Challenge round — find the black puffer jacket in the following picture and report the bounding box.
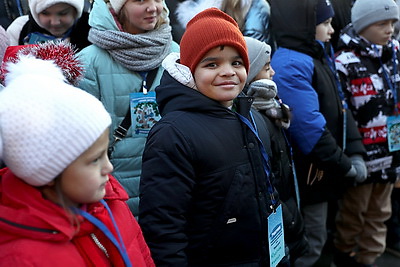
[262,115,308,263]
[139,70,276,266]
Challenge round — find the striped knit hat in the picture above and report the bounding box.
[180,8,249,73]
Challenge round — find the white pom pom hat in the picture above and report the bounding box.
[0,56,111,186]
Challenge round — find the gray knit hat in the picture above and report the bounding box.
[351,0,399,34]
[244,37,271,84]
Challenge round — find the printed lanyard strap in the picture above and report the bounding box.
[375,43,398,114]
[281,129,301,210]
[73,200,132,267]
[236,111,277,208]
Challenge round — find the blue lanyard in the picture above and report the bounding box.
[281,129,301,210]
[73,200,132,267]
[322,42,348,150]
[236,111,277,208]
[374,43,398,114]
[138,71,149,94]
[15,0,24,16]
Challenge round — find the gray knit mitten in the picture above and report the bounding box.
[351,154,368,183]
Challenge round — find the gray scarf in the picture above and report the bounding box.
[88,24,172,71]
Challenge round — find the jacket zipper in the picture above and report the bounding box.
[0,217,58,234]
[91,233,109,258]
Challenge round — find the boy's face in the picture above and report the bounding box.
[359,19,396,46]
[193,45,247,107]
[38,3,77,37]
[315,17,334,42]
[254,62,275,81]
[59,129,113,206]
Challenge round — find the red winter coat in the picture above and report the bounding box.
[0,168,155,267]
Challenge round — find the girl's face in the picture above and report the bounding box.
[254,62,275,81]
[38,3,77,37]
[193,45,247,107]
[315,17,335,42]
[360,19,396,46]
[119,0,164,34]
[58,129,113,206]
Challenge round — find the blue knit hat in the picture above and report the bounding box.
[316,0,335,25]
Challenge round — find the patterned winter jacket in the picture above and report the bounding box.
[335,24,400,183]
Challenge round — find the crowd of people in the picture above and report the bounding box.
[0,0,399,266]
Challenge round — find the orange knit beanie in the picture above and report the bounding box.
[180,8,249,74]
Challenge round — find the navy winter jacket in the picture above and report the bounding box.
[139,70,276,266]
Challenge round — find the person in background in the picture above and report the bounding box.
[0,26,8,66]
[139,8,281,266]
[386,184,400,258]
[77,0,179,217]
[174,0,273,48]
[244,36,308,266]
[0,53,154,266]
[333,0,400,266]
[6,0,91,51]
[0,0,29,29]
[164,0,186,43]
[330,0,355,51]
[270,0,367,266]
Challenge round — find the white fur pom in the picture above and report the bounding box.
[4,56,66,87]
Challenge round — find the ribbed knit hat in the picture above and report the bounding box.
[180,8,249,73]
[29,0,84,29]
[244,37,271,84]
[351,0,399,34]
[0,56,111,186]
[316,0,335,25]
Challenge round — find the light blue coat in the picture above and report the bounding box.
[77,0,179,216]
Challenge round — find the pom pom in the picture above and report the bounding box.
[0,41,83,86]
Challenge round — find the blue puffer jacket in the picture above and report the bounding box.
[242,0,272,46]
[77,0,179,216]
[175,0,272,45]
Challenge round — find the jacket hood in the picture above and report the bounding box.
[0,168,128,244]
[89,0,120,31]
[157,53,246,116]
[271,0,322,56]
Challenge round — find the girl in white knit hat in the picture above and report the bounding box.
[6,0,91,51]
[77,0,179,217]
[0,53,155,266]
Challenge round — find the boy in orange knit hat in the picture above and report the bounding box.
[139,7,283,267]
